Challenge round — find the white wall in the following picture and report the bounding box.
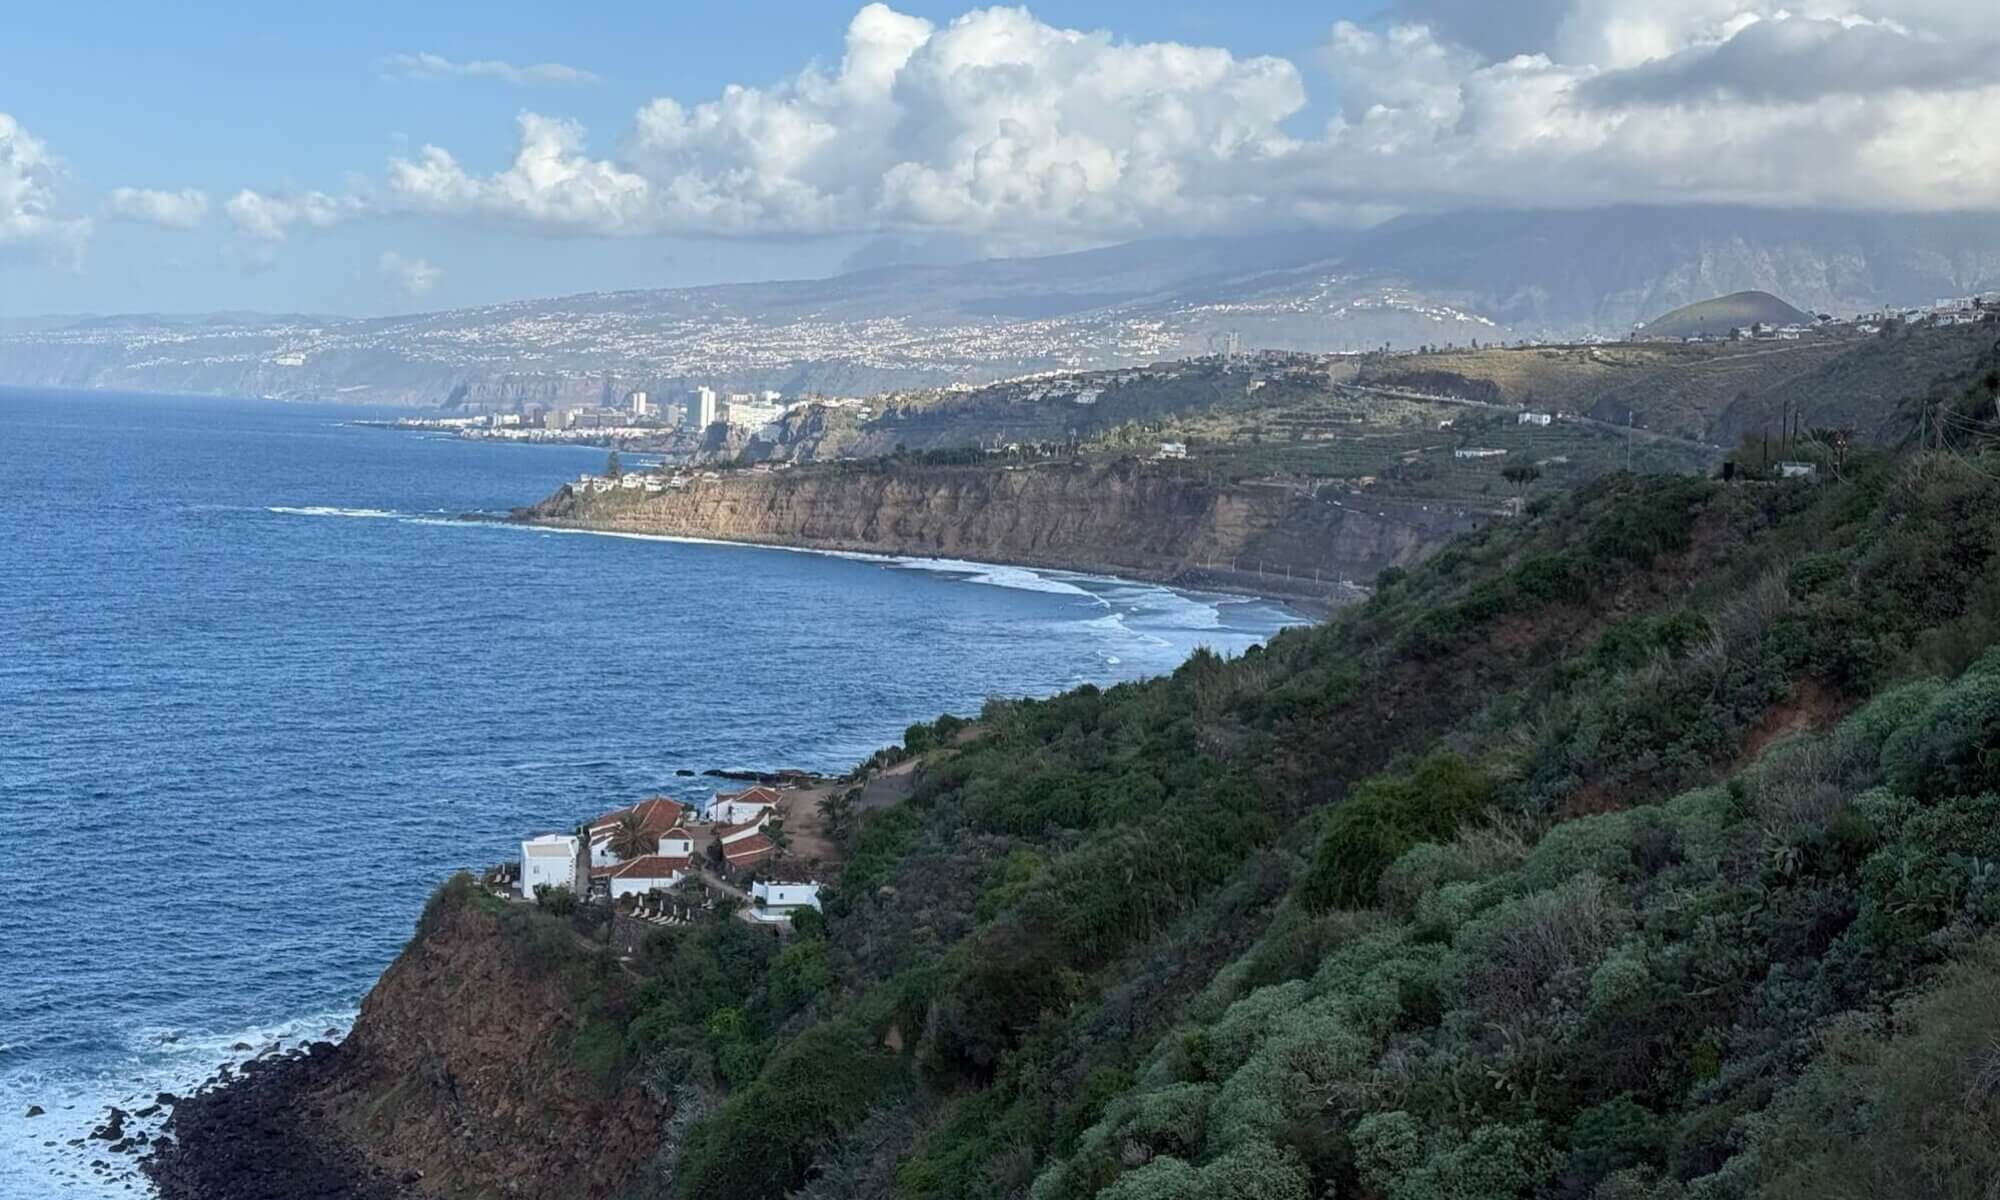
[522,836,583,899]
[753,881,820,910]
[659,833,693,857]
[611,871,683,899]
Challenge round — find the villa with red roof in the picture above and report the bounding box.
[603,854,692,899]
[587,796,689,868]
[709,786,782,825]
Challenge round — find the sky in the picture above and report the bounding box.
[2,0,1996,318]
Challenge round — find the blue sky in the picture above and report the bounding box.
[2,1,1992,318]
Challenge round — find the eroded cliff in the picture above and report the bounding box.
[522,459,1476,601]
[147,882,664,1200]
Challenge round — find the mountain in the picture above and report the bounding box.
[1640,291,1813,338]
[145,342,2000,1200]
[4,207,1997,406]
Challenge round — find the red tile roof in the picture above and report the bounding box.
[589,796,687,839]
[723,835,776,866]
[716,785,783,808]
[609,854,691,880]
[715,815,769,840]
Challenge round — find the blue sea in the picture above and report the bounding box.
[0,388,1300,1197]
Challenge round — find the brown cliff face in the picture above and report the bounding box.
[312,894,663,1200]
[525,461,1474,597]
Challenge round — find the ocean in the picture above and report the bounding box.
[0,388,1300,1197]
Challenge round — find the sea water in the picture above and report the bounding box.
[0,388,1299,1197]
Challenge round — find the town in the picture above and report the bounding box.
[499,781,832,934]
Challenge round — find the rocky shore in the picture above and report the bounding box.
[143,1045,408,1200]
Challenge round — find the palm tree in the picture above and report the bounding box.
[608,812,653,861]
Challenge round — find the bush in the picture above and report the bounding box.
[1299,753,1495,912]
[1879,653,2000,798]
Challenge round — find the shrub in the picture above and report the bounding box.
[1299,753,1495,912]
[1879,654,2000,798]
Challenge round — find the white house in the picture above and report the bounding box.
[1778,461,1819,480]
[1156,441,1188,460]
[658,824,695,858]
[1454,448,1509,459]
[588,796,690,868]
[520,834,588,900]
[752,880,821,911]
[709,786,782,825]
[606,855,690,899]
[1518,412,1552,427]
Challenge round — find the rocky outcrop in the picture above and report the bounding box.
[146,885,664,1200]
[522,460,1478,601]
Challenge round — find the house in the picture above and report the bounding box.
[1518,412,1552,427]
[722,833,777,869]
[752,880,821,911]
[1073,388,1101,406]
[659,824,696,858]
[709,786,782,825]
[1454,448,1508,459]
[520,834,588,900]
[1777,461,1819,481]
[1156,441,1188,460]
[587,796,689,867]
[606,855,691,899]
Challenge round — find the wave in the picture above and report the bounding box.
[266,505,401,520]
[0,1006,358,1199]
[886,556,1100,599]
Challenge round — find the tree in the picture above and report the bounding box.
[605,449,623,479]
[1502,464,1541,494]
[608,812,653,861]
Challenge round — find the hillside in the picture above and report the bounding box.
[6,207,2000,404]
[143,341,2000,1200]
[1640,291,1812,339]
[1354,321,1993,444]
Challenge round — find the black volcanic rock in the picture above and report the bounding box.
[142,1046,406,1200]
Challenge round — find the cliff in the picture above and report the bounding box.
[521,459,1478,601]
[146,882,664,1200]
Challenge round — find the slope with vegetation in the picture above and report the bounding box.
[1638,292,1813,339]
[177,346,2000,1200]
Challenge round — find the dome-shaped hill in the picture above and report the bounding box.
[1641,291,1812,338]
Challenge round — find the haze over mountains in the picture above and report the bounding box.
[4,206,1997,407]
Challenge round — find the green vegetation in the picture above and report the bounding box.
[514,348,2000,1200]
[1639,290,1811,339]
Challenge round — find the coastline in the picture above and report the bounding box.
[496,512,1355,621]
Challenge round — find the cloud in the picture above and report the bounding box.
[105,186,209,229]
[225,188,364,241]
[0,112,91,259]
[233,3,2000,253]
[378,251,442,298]
[1285,3,2000,214]
[387,113,653,233]
[380,4,1307,240]
[381,51,598,86]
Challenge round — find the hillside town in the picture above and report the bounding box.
[504,784,828,932]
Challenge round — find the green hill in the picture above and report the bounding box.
[1642,290,1813,338]
[186,343,2000,1200]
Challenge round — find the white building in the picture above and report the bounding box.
[752,880,821,911]
[520,834,587,901]
[1518,412,1552,427]
[692,386,719,428]
[725,397,787,434]
[606,855,690,899]
[1454,448,1509,459]
[1778,461,1819,480]
[629,391,651,418]
[709,786,781,825]
[1073,387,1102,406]
[1156,441,1188,460]
[587,797,689,868]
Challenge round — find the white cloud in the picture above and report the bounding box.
[105,186,209,229]
[0,112,91,259]
[387,113,653,234]
[379,4,1308,240]
[225,188,364,241]
[378,251,442,298]
[1290,4,2000,214]
[232,3,2000,253]
[381,51,599,86]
